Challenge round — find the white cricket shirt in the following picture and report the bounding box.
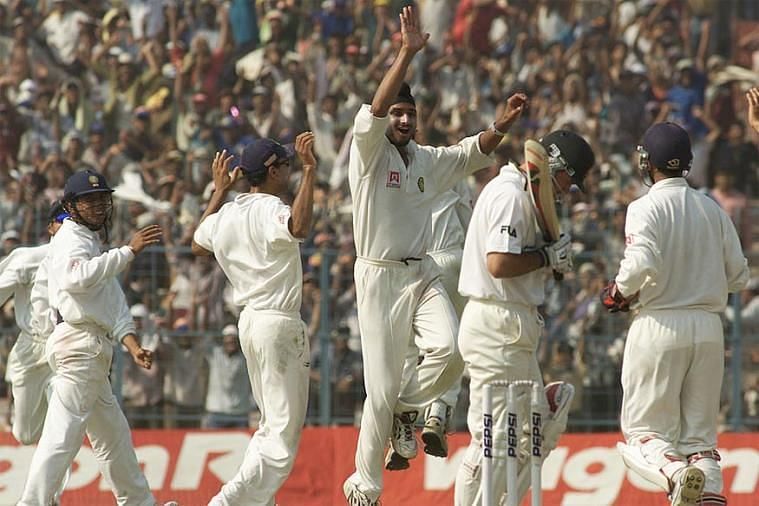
[430,180,473,253]
[616,177,749,311]
[48,219,136,341]
[459,163,546,306]
[29,256,56,339]
[193,192,303,312]
[0,244,49,338]
[349,104,493,261]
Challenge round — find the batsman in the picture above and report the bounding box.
[455,130,595,505]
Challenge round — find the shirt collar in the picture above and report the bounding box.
[649,177,688,192]
[64,218,101,241]
[500,162,519,175]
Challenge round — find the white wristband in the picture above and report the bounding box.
[490,122,507,137]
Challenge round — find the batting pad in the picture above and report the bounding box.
[617,442,671,492]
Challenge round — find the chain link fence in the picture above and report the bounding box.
[0,245,756,432]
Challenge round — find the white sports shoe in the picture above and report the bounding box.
[343,480,380,505]
[390,411,418,460]
[670,466,705,506]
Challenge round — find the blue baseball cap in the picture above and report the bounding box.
[239,139,294,181]
[63,169,113,201]
[640,122,692,172]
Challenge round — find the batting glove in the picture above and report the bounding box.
[540,234,573,273]
[600,281,632,313]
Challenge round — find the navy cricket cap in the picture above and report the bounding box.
[63,169,113,201]
[539,130,595,191]
[239,139,294,182]
[640,122,692,172]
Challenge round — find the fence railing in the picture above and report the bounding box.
[0,245,756,432]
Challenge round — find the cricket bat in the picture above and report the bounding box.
[524,139,564,281]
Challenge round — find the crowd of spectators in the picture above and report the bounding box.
[1,0,759,430]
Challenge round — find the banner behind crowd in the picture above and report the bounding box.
[1,429,757,505]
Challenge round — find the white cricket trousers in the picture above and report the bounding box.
[208,308,310,506]
[19,323,154,506]
[346,256,463,501]
[6,333,53,445]
[454,298,544,506]
[621,308,725,495]
[418,247,466,408]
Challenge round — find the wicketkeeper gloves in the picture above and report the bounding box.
[601,280,633,313]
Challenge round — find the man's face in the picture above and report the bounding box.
[386,103,417,147]
[552,169,574,195]
[133,116,148,134]
[71,192,112,229]
[269,157,292,193]
[223,335,239,355]
[64,85,79,103]
[89,132,104,152]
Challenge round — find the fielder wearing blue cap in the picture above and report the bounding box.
[238,138,296,187]
[191,132,318,505]
[19,171,162,504]
[604,119,748,506]
[61,169,114,235]
[636,122,693,186]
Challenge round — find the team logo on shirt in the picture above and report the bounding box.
[500,225,517,238]
[387,170,401,188]
[417,177,425,192]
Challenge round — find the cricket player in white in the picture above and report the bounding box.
[19,169,162,506]
[343,7,527,505]
[2,202,66,448]
[605,122,749,506]
[454,130,595,505]
[386,182,473,471]
[192,132,317,506]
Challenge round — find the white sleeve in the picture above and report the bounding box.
[615,202,662,297]
[721,210,750,293]
[485,192,527,255]
[29,259,55,339]
[0,251,22,307]
[427,133,494,194]
[111,288,137,342]
[266,200,301,246]
[193,213,219,253]
[351,104,390,175]
[56,237,135,293]
[454,179,474,230]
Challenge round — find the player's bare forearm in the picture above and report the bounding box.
[191,191,225,256]
[122,336,154,371]
[121,333,143,354]
[289,166,316,239]
[478,93,527,154]
[197,150,239,231]
[371,7,428,117]
[370,48,415,117]
[487,251,545,278]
